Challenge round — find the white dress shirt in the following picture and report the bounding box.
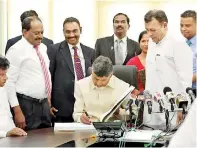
[114,35,127,62]
[73,75,131,122]
[0,87,15,138]
[5,37,51,107]
[168,99,196,148]
[144,32,193,128]
[68,43,86,80]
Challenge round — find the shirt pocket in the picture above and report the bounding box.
[155,54,173,72]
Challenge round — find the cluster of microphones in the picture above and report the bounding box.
[128,87,196,114]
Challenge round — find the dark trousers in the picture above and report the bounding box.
[17,93,51,130]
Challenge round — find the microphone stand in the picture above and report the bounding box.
[165,109,169,132]
[129,101,133,128]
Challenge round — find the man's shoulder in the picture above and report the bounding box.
[127,37,138,45]
[76,76,91,86]
[43,37,53,44]
[7,35,22,43]
[96,36,112,42]
[80,43,94,51]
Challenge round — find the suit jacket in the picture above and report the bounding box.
[5,35,53,54]
[48,40,95,118]
[95,35,141,65]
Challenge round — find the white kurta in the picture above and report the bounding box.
[0,87,15,138]
[143,33,193,128]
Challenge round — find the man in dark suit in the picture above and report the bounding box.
[48,17,95,123]
[5,10,53,54]
[95,13,141,65]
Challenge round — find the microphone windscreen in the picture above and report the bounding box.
[163,87,172,95]
[186,87,193,94]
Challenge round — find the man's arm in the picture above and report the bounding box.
[73,82,86,122]
[95,39,101,59]
[174,41,193,91]
[192,74,196,82]
[5,47,26,129]
[5,39,13,55]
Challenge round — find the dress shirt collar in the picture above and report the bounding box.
[153,31,169,45]
[21,36,41,50]
[90,75,116,90]
[188,35,196,45]
[114,35,127,43]
[68,42,81,50]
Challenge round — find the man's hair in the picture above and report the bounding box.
[144,10,168,23]
[113,13,130,24]
[181,10,196,21]
[92,56,113,77]
[0,56,10,70]
[138,30,148,43]
[20,10,38,23]
[63,17,81,28]
[22,17,42,31]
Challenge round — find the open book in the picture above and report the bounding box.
[99,86,135,122]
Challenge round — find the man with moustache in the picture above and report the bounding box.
[5,17,52,130]
[95,13,141,65]
[5,10,53,54]
[48,17,95,123]
[180,10,196,95]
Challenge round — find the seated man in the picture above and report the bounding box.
[73,56,135,124]
[0,56,27,138]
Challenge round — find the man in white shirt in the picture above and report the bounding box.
[5,17,51,130]
[95,13,141,65]
[143,10,193,129]
[0,56,27,138]
[73,56,133,124]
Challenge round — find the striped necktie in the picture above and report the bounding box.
[34,45,51,98]
[73,46,84,80]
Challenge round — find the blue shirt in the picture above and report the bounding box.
[187,36,196,88]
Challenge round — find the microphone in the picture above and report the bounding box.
[154,92,165,113]
[163,87,175,111]
[144,90,152,114]
[175,94,188,114]
[186,87,196,103]
[135,92,144,107]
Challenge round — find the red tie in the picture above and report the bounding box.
[73,46,84,80]
[34,45,51,98]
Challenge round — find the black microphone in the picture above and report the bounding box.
[154,92,165,113]
[144,90,152,114]
[135,92,144,107]
[186,87,196,103]
[163,87,175,111]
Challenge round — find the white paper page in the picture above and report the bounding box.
[54,123,96,131]
[122,130,162,142]
[100,86,135,122]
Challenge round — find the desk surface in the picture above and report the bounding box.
[0,128,96,147]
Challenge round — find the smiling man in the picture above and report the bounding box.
[48,17,95,123]
[180,10,196,95]
[5,17,52,130]
[95,13,141,65]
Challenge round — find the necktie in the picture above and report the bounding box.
[34,45,51,98]
[186,40,192,46]
[115,40,124,65]
[73,46,84,80]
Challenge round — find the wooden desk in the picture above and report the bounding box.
[0,128,96,147]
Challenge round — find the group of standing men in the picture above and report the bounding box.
[0,8,196,142]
